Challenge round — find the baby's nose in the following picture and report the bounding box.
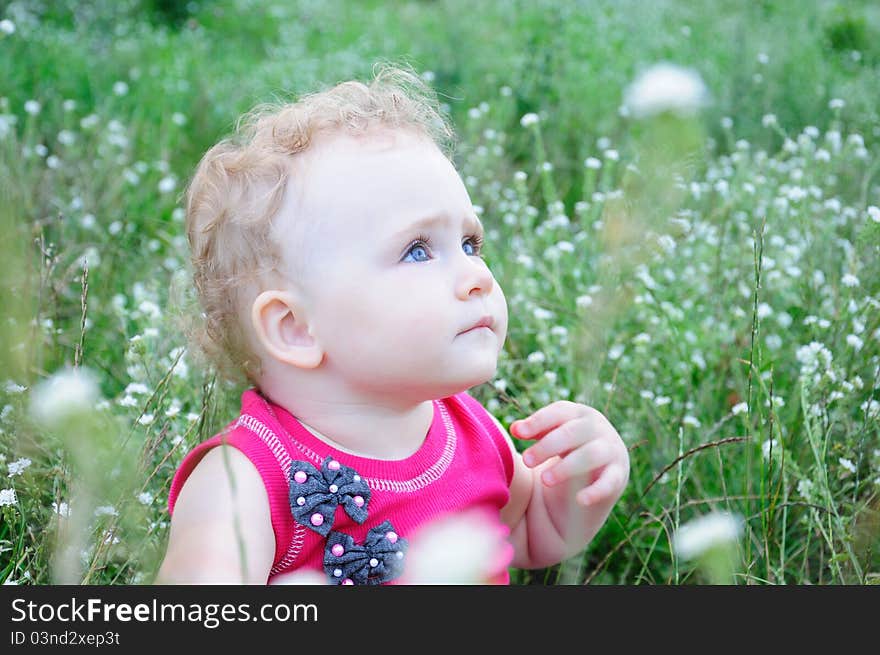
[456,256,494,299]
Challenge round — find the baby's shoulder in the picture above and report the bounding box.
[173,445,270,522]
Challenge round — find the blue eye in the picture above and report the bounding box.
[463,234,484,257]
[403,239,432,263]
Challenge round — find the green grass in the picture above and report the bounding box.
[1,0,878,585]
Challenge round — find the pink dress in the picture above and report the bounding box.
[168,388,514,584]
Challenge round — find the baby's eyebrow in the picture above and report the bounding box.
[389,213,484,243]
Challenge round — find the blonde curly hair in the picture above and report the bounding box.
[183,62,456,385]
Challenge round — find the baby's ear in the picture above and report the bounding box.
[250,290,324,369]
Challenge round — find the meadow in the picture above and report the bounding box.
[0,0,878,585]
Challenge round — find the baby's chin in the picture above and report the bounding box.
[431,359,498,399]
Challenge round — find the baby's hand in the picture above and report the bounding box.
[510,401,629,507]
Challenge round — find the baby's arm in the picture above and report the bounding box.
[491,403,629,569]
[155,446,275,584]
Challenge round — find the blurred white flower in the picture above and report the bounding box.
[829,98,845,110]
[533,307,555,321]
[520,113,539,128]
[53,501,71,517]
[731,402,749,416]
[158,176,177,194]
[24,100,41,115]
[846,334,863,351]
[137,492,153,506]
[584,157,602,169]
[403,510,512,584]
[608,344,625,361]
[797,479,814,501]
[94,505,118,517]
[7,457,32,476]
[796,341,832,378]
[624,63,708,119]
[838,457,856,474]
[527,351,546,364]
[4,381,27,394]
[29,366,100,429]
[113,81,129,96]
[0,488,17,506]
[761,439,779,460]
[868,206,880,223]
[673,511,743,561]
[0,19,15,35]
[762,113,777,128]
[841,274,859,288]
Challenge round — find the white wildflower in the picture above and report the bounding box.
[761,439,779,460]
[584,157,602,169]
[158,176,176,194]
[762,114,777,128]
[519,113,539,128]
[841,274,859,288]
[4,381,27,394]
[795,342,833,378]
[7,457,32,477]
[0,19,15,35]
[797,479,814,501]
[29,366,100,428]
[112,81,129,96]
[404,510,512,584]
[683,415,701,428]
[137,413,155,426]
[533,307,555,321]
[757,303,773,319]
[53,501,71,517]
[654,396,671,407]
[94,505,118,517]
[527,351,546,365]
[24,100,41,115]
[137,492,153,506]
[623,63,708,119]
[838,457,856,474]
[124,382,150,396]
[829,98,845,110]
[673,511,743,560]
[576,295,593,308]
[608,344,625,361]
[867,206,880,223]
[731,402,749,416]
[0,488,17,506]
[846,334,863,351]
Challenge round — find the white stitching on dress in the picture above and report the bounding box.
[256,396,457,493]
[232,414,303,574]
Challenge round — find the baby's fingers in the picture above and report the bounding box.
[511,401,591,441]
[576,464,627,507]
[521,417,594,468]
[541,439,614,487]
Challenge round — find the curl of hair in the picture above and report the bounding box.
[184,62,456,384]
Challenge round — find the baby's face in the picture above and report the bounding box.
[275,129,508,401]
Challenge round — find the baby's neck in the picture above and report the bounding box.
[263,388,435,461]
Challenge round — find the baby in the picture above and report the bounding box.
[156,65,629,585]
